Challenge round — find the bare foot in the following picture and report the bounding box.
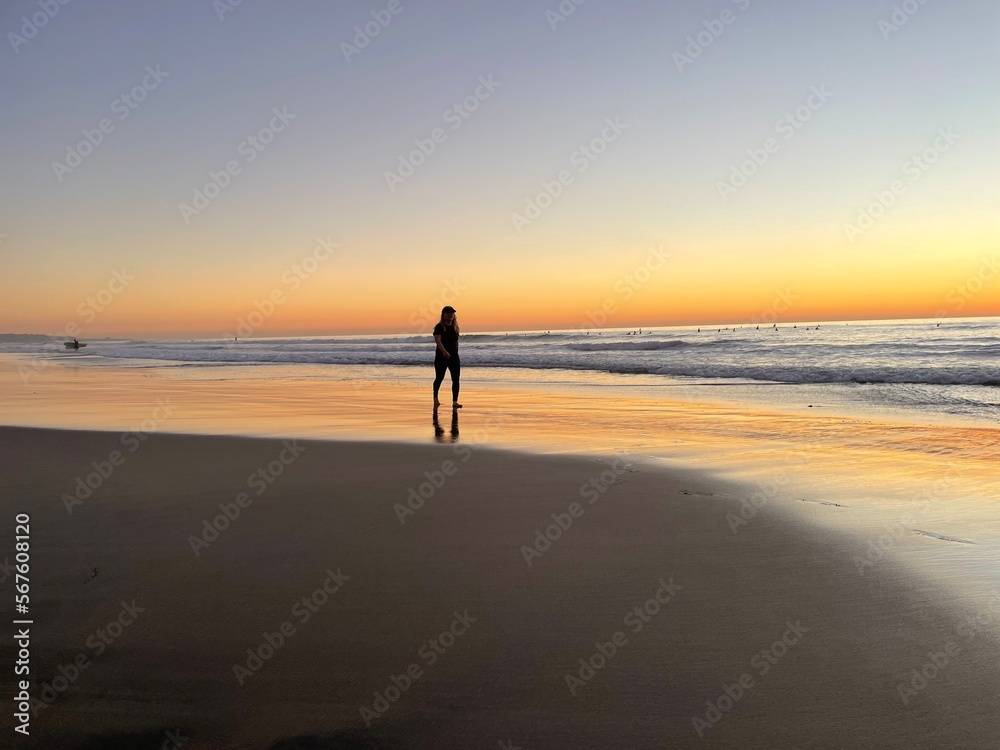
[453,402,462,409]
[433,398,440,408]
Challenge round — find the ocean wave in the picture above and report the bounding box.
[81,348,1000,387]
[3,321,998,391]
[566,339,737,352]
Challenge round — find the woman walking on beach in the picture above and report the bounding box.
[433,306,462,409]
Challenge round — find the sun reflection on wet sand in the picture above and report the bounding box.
[3,353,998,592]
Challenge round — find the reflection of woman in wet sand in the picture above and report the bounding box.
[433,405,459,442]
[432,306,462,410]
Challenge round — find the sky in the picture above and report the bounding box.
[0,0,997,337]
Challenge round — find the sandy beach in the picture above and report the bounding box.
[5,0,997,745]
[4,424,1000,749]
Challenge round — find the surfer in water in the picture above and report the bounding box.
[433,306,462,410]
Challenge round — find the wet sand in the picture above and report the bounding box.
[3,425,1000,749]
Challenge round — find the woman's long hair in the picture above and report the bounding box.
[440,311,460,334]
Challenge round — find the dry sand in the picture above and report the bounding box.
[2,426,999,749]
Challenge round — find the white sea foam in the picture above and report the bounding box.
[3,321,997,385]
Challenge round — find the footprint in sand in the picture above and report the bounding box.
[912,529,975,544]
[800,498,848,507]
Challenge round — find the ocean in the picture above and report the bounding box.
[4,317,997,427]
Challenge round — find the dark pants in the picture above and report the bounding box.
[433,356,460,401]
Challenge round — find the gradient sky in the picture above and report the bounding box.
[1,0,997,336]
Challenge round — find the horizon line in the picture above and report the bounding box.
[4,313,997,341]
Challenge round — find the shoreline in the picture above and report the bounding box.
[3,351,999,600]
[6,348,998,430]
[3,426,1000,748]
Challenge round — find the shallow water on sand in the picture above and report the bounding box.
[2,354,998,601]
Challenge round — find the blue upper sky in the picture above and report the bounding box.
[1,0,997,333]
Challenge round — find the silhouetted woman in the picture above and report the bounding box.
[433,306,462,409]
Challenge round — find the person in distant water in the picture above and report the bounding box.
[433,306,462,409]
